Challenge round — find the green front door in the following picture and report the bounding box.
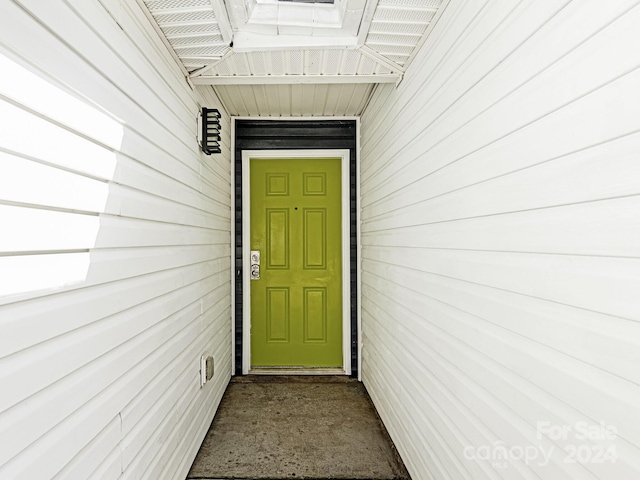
[250,157,342,368]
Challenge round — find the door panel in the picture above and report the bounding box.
[250,158,342,367]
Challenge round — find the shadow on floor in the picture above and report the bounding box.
[187,376,410,480]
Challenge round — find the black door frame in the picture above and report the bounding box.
[233,118,359,377]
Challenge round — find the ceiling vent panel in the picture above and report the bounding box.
[366,33,420,45]
[367,43,415,57]
[305,50,322,75]
[197,48,398,78]
[290,50,304,75]
[373,7,437,23]
[270,51,286,75]
[142,0,447,85]
[146,0,211,9]
[153,10,216,24]
[215,58,234,75]
[183,61,206,69]
[323,50,342,75]
[162,24,222,36]
[372,63,393,74]
[170,34,224,45]
[368,21,428,35]
[340,50,362,75]
[379,54,408,65]
[174,46,229,57]
[233,55,251,76]
[356,55,376,75]
[248,52,267,75]
[378,0,440,7]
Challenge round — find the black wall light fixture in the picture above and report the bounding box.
[198,107,221,154]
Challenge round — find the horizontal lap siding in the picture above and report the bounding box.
[0,1,231,479]
[360,0,640,479]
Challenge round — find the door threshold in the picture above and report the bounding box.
[249,367,346,375]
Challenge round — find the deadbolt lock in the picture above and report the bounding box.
[250,250,260,280]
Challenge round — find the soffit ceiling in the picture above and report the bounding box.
[139,0,447,115]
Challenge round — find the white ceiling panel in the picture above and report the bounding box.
[377,0,441,8]
[169,34,224,45]
[368,21,431,35]
[152,9,216,24]
[162,23,222,36]
[197,49,394,79]
[145,0,211,9]
[210,83,374,116]
[141,0,448,116]
[365,32,421,45]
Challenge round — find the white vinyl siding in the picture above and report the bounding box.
[0,1,231,479]
[360,1,640,479]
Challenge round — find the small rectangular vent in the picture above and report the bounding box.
[200,355,214,387]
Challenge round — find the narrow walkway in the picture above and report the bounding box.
[187,376,410,480]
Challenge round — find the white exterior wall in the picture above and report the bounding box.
[0,1,231,479]
[360,1,640,479]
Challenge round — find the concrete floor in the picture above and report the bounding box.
[187,376,410,480]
